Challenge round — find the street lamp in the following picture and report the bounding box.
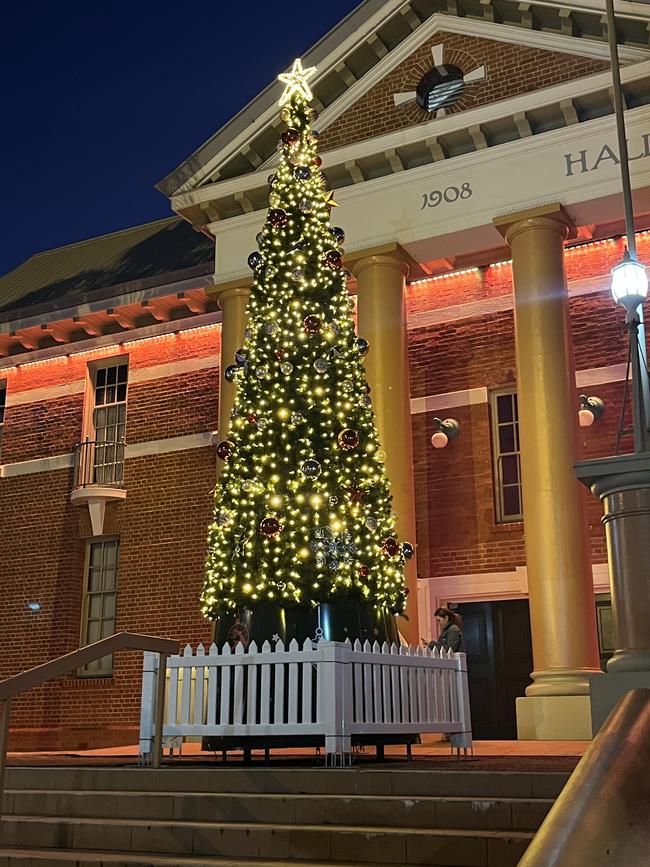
[611,253,649,311]
[606,0,650,453]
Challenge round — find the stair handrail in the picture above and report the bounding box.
[0,631,178,818]
[519,688,650,867]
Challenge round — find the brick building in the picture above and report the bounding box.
[2,0,650,748]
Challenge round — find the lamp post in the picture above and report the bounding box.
[574,0,650,735]
[606,0,650,452]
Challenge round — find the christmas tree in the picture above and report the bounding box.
[201,59,411,644]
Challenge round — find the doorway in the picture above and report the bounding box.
[452,599,533,740]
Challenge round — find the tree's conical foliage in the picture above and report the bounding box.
[201,61,409,620]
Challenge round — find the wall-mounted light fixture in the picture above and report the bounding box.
[430,417,460,449]
[579,395,605,428]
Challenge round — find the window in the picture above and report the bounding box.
[79,539,120,676]
[490,388,523,523]
[0,383,5,460]
[92,361,127,485]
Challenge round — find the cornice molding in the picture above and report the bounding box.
[260,14,647,172]
[174,57,650,219]
[167,2,648,199]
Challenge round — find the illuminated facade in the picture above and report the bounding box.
[1,0,650,747]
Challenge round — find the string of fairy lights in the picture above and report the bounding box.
[200,60,411,620]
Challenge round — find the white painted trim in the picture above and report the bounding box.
[129,355,218,385]
[408,274,611,330]
[0,453,73,478]
[6,381,85,408]
[207,103,650,281]
[409,294,512,329]
[417,562,611,638]
[411,388,488,414]
[0,434,215,478]
[411,363,632,414]
[125,432,214,459]
[176,50,650,214]
[576,363,629,389]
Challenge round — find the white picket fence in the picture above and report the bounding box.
[139,639,472,763]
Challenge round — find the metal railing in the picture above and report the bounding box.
[519,688,650,867]
[73,437,125,489]
[0,632,178,818]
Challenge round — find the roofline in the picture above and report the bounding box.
[155,0,392,198]
[2,215,182,280]
[156,0,650,200]
[0,261,214,327]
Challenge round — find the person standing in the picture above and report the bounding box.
[422,607,466,653]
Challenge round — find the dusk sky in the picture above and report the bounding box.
[2,0,359,277]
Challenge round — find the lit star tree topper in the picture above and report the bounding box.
[200,59,409,632]
[278,58,317,105]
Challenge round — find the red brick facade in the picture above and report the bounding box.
[0,329,219,748]
[1,234,647,749]
[318,31,608,152]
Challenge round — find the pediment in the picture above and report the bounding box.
[318,19,616,153]
[160,2,649,204]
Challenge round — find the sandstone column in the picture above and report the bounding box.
[352,246,419,645]
[215,284,250,475]
[494,204,602,739]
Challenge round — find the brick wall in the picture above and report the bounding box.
[1,233,648,748]
[319,31,608,152]
[0,328,219,749]
[408,234,650,584]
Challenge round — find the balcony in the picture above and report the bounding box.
[71,438,127,535]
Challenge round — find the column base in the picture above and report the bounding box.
[516,695,592,740]
[590,670,650,734]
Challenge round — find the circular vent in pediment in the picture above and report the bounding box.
[416,64,465,113]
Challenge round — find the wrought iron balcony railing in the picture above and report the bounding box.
[73,438,125,489]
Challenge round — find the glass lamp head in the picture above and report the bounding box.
[611,253,649,313]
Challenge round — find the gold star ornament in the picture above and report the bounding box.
[324,190,340,208]
[278,58,317,106]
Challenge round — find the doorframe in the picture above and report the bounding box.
[417,563,610,644]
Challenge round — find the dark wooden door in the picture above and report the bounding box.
[452,599,533,739]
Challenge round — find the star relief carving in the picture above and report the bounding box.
[278,58,317,106]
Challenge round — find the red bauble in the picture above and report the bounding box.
[338,429,359,451]
[325,249,343,269]
[303,315,322,334]
[216,441,233,460]
[313,155,323,167]
[247,413,258,424]
[382,537,399,557]
[260,517,282,538]
[269,208,288,226]
[281,129,300,147]
[275,349,286,360]
[359,565,370,578]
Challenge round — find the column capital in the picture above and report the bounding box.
[206,277,252,303]
[349,244,410,280]
[493,203,577,246]
[214,283,251,311]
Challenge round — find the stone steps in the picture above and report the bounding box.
[3,766,569,798]
[3,789,552,831]
[0,815,534,866]
[0,850,408,867]
[0,765,566,867]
